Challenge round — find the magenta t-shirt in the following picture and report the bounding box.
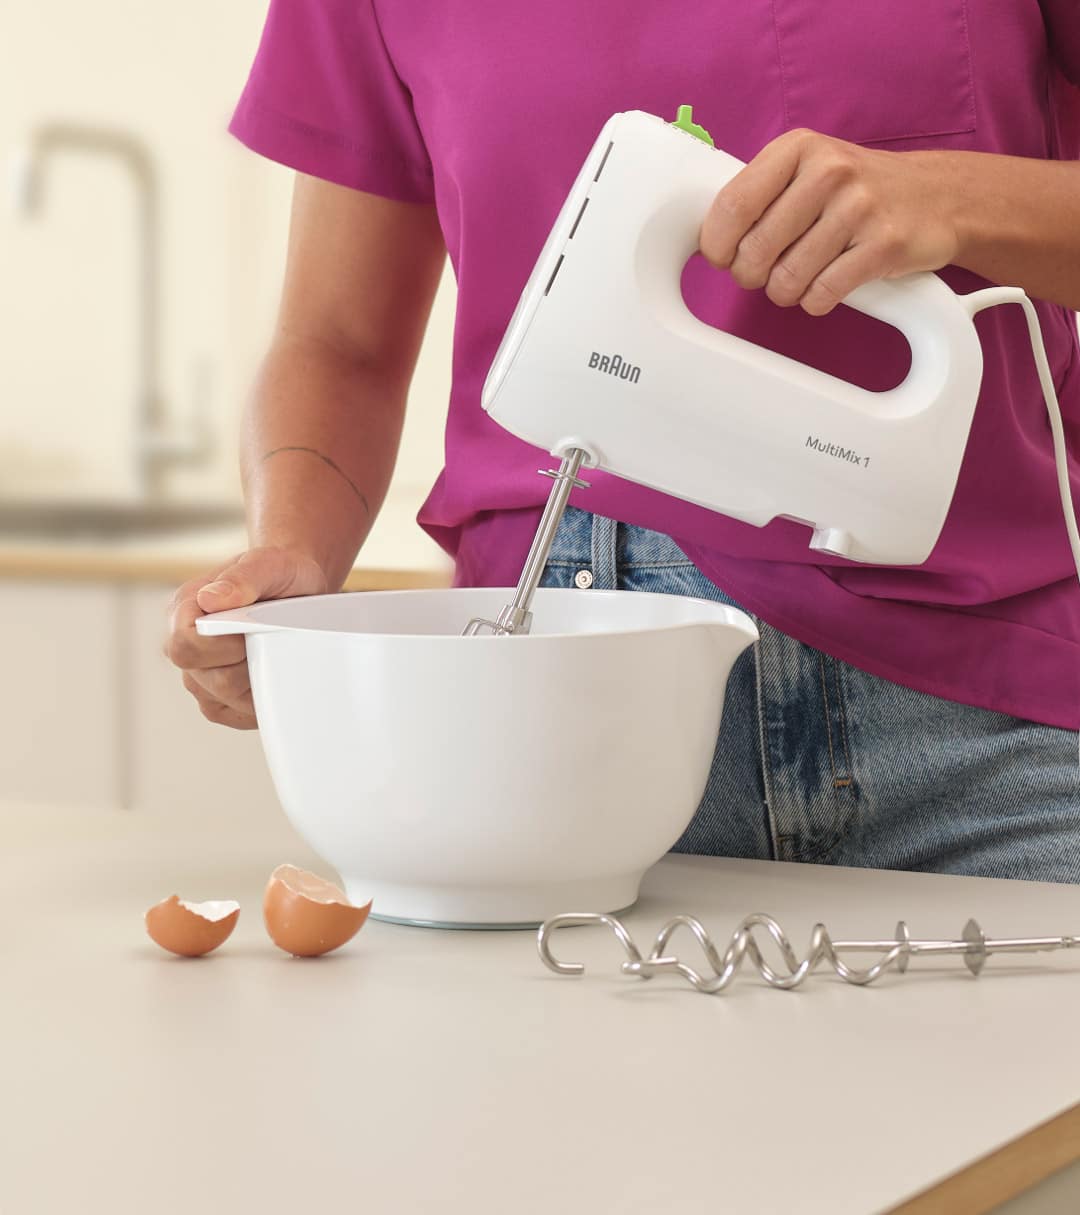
[230,1,1080,730]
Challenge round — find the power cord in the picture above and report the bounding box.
[962,287,1080,767]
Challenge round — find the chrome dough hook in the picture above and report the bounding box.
[537,912,1080,993]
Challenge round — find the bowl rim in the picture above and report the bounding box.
[197,586,760,644]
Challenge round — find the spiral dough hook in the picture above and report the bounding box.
[537,912,1080,994]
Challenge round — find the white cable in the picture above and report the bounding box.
[961,286,1080,767]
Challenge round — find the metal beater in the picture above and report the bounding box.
[538,911,1080,993]
[462,448,590,636]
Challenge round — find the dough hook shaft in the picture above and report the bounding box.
[462,448,590,636]
[538,912,1080,993]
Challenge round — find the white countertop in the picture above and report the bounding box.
[3,800,1079,1214]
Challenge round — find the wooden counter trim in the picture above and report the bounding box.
[341,566,451,591]
[887,1101,1080,1215]
[0,549,451,591]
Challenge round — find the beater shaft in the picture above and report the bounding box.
[462,447,590,636]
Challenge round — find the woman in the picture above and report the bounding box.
[167,2,1080,880]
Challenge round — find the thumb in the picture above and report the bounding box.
[196,568,256,613]
[195,549,287,613]
[195,551,275,612]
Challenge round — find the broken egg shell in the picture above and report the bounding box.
[263,864,372,957]
[145,895,240,957]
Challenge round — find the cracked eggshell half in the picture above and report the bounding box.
[145,896,240,957]
[263,864,372,957]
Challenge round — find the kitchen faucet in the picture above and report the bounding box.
[12,122,210,499]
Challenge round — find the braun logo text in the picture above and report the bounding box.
[588,352,641,384]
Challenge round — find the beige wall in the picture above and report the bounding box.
[0,0,453,516]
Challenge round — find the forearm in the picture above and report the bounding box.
[240,332,408,592]
[928,150,1080,309]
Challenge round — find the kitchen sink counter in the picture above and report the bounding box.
[0,494,453,590]
[4,799,1079,1215]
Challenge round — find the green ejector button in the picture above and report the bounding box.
[671,104,714,147]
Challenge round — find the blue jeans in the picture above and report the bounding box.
[539,506,1080,883]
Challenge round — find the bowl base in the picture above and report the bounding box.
[343,871,643,931]
[368,912,547,931]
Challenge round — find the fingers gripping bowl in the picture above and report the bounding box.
[196,588,758,928]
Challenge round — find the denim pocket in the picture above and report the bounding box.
[771,0,975,147]
[619,561,708,598]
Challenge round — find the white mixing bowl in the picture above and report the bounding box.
[197,587,757,928]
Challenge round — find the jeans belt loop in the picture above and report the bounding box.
[590,513,619,590]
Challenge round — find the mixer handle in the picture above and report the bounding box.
[663,139,987,411]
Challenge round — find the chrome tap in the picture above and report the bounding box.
[11,122,210,498]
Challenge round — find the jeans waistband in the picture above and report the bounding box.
[545,505,694,578]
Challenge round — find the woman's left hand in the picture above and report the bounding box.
[699,128,961,316]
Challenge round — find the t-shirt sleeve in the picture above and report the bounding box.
[228,0,435,204]
[1041,0,1080,88]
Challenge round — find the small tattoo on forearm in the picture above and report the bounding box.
[261,446,371,518]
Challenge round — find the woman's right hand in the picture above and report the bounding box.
[165,546,329,730]
[165,177,446,731]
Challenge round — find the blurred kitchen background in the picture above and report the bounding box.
[1,2,453,823]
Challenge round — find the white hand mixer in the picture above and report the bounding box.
[466,105,1080,640]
